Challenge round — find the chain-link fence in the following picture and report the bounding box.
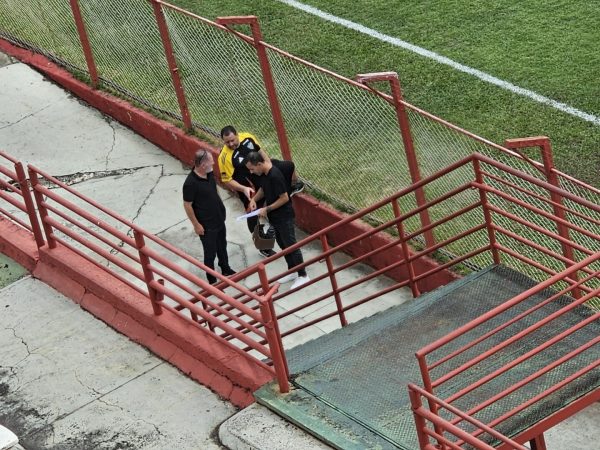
[1,0,598,297]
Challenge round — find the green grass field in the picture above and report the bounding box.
[176,0,599,187]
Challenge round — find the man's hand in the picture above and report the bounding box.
[248,199,257,211]
[242,186,254,200]
[194,223,205,236]
[259,207,268,218]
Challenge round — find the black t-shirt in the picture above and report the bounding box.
[232,136,261,187]
[272,159,294,195]
[182,170,225,230]
[259,165,294,222]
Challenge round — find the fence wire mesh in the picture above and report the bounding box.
[162,6,276,139]
[79,0,180,119]
[0,0,87,74]
[1,0,598,308]
[267,48,421,234]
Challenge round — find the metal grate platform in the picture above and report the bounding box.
[255,265,600,449]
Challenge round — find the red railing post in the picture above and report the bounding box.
[392,198,421,298]
[69,0,99,88]
[408,387,432,450]
[150,0,193,131]
[27,167,56,249]
[319,234,347,326]
[504,136,580,298]
[530,434,547,450]
[217,16,292,161]
[415,354,447,449]
[356,72,435,248]
[13,161,45,248]
[257,264,289,390]
[133,229,163,315]
[473,158,501,265]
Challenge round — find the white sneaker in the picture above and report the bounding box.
[290,275,310,290]
[277,273,298,284]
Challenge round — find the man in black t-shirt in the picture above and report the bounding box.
[218,125,305,258]
[246,152,310,290]
[183,149,236,285]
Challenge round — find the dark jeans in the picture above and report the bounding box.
[271,217,306,277]
[238,191,264,233]
[199,225,230,282]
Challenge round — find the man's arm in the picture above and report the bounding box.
[223,179,253,200]
[183,201,204,235]
[248,187,264,212]
[259,192,289,218]
[218,148,253,199]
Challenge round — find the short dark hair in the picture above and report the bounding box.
[194,150,207,167]
[220,125,237,138]
[245,151,265,165]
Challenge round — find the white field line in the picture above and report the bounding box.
[278,0,600,126]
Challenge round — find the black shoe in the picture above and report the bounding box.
[290,181,305,197]
[207,274,218,285]
[259,249,276,258]
[222,267,236,276]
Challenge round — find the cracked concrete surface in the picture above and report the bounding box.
[0,277,234,449]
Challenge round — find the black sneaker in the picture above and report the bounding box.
[259,249,276,258]
[207,274,218,285]
[222,267,236,276]
[290,181,305,197]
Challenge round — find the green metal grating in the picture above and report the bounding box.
[255,265,599,449]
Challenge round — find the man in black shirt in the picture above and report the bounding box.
[183,149,236,285]
[218,125,305,258]
[246,152,310,290]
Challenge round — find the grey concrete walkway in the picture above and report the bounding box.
[1,50,598,449]
[0,49,385,448]
[1,275,235,449]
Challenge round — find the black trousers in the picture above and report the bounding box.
[271,216,306,277]
[199,225,229,281]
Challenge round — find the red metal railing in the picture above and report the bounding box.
[414,252,599,449]
[408,384,528,450]
[187,154,598,353]
[180,155,487,346]
[0,150,44,247]
[1,147,598,447]
[23,162,289,392]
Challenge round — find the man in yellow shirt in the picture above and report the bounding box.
[218,125,304,257]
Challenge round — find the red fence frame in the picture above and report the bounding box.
[23,162,290,392]
[182,153,598,354]
[0,150,44,247]
[414,251,599,449]
[46,0,596,255]
[1,146,599,446]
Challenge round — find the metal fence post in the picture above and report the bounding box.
[504,136,580,298]
[27,167,56,249]
[319,234,347,326]
[257,264,289,391]
[69,0,99,88]
[14,161,45,248]
[473,158,501,265]
[408,387,432,450]
[356,72,435,248]
[133,229,163,315]
[150,0,193,131]
[392,198,421,297]
[217,16,292,161]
